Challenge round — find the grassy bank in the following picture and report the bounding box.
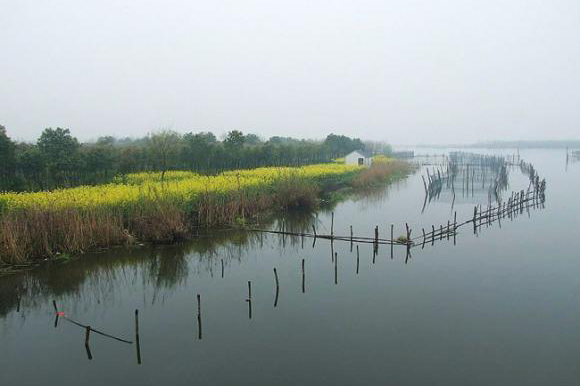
[0,160,411,265]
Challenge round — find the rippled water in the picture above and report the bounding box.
[1,149,579,386]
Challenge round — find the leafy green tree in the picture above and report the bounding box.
[182,131,217,171]
[324,133,364,158]
[37,127,80,187]
[224,130,245,149]
[15,143,44,190]
[0,125,17,190]
[244,133,262,145]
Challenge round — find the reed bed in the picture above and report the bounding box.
[351,159,411,188]
[0,161,406,264]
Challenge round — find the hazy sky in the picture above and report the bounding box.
[1,0,579,144]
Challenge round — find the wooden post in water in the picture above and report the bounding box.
[334,252,338,285]
[350,225,353,252]
[221,259,224,278]
[247,281,252,319]
[356,245,360,275]
[302,259,305,293]
[85,326,91,345]
[331,212,334,237]
[15,287,20,313]
[374,226,379,255]
[196,295,202,340]
[85,326,93,360]
[331,239,334,262]
[422,228,426,249]
[431,225,435,245]
[135,309,142,364]
[274,269,280,306]
[390,224,394,259]
[273,268,279,290]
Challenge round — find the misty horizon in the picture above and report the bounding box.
[2,0,579,144]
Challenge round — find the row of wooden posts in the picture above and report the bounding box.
[251,156,546,258]
[421,153,516,201]
[42,155,546,363]
[45,181,545,363]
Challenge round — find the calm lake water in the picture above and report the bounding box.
[1,149,580,386]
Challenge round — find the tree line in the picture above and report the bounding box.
[0,125,392,192]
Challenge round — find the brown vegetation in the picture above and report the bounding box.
[0,162,411,265]
[350,160,413,189]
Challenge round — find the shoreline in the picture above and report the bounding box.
[0,160,412,267]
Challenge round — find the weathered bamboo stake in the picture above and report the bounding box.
[15,287,20,313]
[331,240,334,262]
[334,252,338,285]
[431,225,435,245]
[447,221,450,240]
[221,259,224,278]
[135,309,141,364]
[85,329,93,360]
[390,224,394,258]
[246,281,253,319]
[85,326,91,345]
[422,228,426,249]
[350,225,353,253]
[274,269,280,307]
[302,259,305,293]
[331,212,334,237]
[356,246,360,274]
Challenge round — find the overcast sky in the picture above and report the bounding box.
[1,0,579,144]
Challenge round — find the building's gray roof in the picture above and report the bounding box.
[348,149,372,158]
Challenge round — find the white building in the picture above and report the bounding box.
[345,150,372,166]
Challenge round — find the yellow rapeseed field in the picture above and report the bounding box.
[0,163,364,211]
